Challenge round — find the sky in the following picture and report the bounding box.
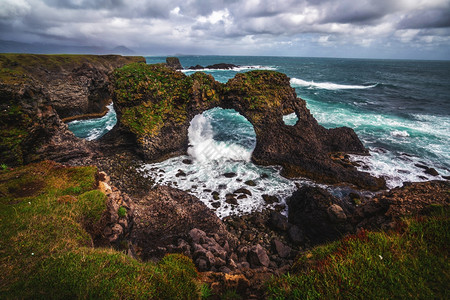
[1,0,450,59]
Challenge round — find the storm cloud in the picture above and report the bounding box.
[1,0,449,59]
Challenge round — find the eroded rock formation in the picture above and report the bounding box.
[0,54,145,166]
[112,63,385,190]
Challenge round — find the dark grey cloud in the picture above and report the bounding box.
[399,8,450,29]
[44,0,124,10]
[0,0,449,59]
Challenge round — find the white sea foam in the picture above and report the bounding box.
[390,130,410,137]
[290,78,377,90]
[188,114,252,162]
[142,109,299,219]
[181,65,276,73]
[350,150,449,189]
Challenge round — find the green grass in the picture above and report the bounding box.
[266,206,450,299]
[0,161,201,299]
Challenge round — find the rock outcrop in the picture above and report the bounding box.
[0,54,145,166]
[112,63,385,190]
[188,63,239,70]
[165,57,183,70]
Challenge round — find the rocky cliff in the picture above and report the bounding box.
[0,54,145,166]
[112,63,385,190]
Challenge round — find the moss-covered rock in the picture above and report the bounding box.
[0,54,145,166]
[112,64,385,190]
[112,63,221,160]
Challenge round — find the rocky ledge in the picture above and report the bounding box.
[0,54,144,166]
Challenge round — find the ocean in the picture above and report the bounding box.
[68,56,450,218]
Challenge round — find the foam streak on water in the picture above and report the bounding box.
[290,78,377,90]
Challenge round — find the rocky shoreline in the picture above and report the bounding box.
[1,54,448,298]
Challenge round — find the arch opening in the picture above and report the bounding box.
[188,107,256,163]
[282,112,299,126]
[142,107,296,219]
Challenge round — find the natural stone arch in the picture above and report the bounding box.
[112,63,385,190]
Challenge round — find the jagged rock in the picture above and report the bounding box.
[223,172,237,178]
[244,180,257,187]
[165,57,183,70]
[0,54,144,166]
[425,167,439,176]
[248,244,270,268]
[353,181,450,230]
[263,194,279,205]
[234,188,252,196]
[190,228,207,244]
[188,64,204,70]
[272,239,291,258]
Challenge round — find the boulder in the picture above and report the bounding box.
[269,211,289,231]
[287,186,352,245]
[327,204,347,222]
[247,244,270,268]
[272,239,291,258]
[130,186,230,260]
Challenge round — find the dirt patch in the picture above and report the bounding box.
[8,180,46,198]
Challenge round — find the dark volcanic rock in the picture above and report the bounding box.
[188,64,204,70]
[287,186,352,245]
[248,244,270,268]
[130,186,230,260]
[353,180,450,230]
[165,57,183,70]
[269,211,289,231]
[206,63,239,69]
[424,167,439,176]
[272,239,291,258]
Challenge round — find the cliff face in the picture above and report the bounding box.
[0,54,145,166]
[112,63,385,190]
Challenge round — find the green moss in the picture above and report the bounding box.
[225,70,290,111]
[118,206,127,218]
[266,208,450,299]
[0,104,33,166]
[0,161,201,299]
[113,63,196,138]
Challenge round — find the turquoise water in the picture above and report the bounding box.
[68,56,450,217]
[67,102,117,140]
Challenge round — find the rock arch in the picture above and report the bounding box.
[112,63,385,190]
